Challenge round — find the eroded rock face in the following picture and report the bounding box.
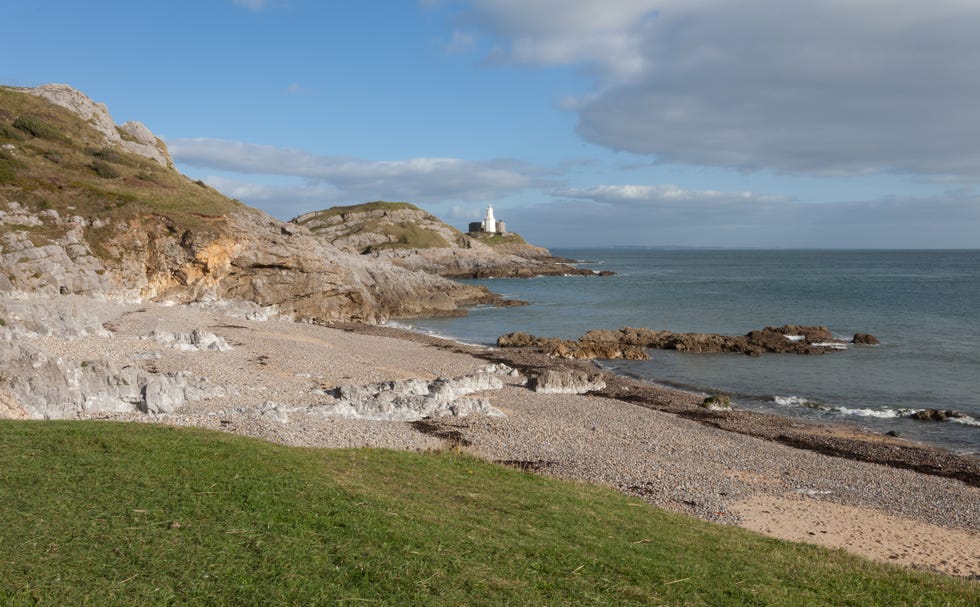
[499,325,878,360]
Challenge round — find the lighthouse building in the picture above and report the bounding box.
[468,204,506,235]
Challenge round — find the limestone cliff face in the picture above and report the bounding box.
[294,202,602,278]
[0,84,496,322]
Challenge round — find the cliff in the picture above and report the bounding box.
[0,84,498,322]
[293,202,606,278]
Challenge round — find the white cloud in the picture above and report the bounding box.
[454,0,980,180]
[201,176,341,219]
[168,138,546,216]
[233,0,268,10]
[555,184,789,205]
[461,0,658,78]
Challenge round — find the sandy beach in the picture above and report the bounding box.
[4,297,979,579]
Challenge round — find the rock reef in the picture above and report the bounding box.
[498,325,879,360]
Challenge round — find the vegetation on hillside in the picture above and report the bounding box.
[0,86,246,249]
[474,232,528,246]
[294,200,421,222]
[1,421,975,606]
[297,200,464,251]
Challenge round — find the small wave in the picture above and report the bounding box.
[773,396,916,419]
[382,321,485,347]
[772,395,826,409]
[950,416,980,428]
[784,335,805,342]
[832,406,912,419]
[812,342,848,350]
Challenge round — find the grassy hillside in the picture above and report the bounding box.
[1,421,975,606]
[294,200,422,221]
[296,201,461,251]
[0,86,246,245]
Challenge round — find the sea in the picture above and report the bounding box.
[399,249,980,457]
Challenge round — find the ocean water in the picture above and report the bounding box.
[402,249,980,456]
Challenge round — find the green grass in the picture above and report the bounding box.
[477,232,528,246]
[295,201,421,224]
[0,422,975,606]
[298,201,460,251]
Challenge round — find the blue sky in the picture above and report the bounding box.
[4,0,980,248]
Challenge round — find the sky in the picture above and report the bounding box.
[4,0,980,248]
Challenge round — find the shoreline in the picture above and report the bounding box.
[344,321,980,488]
[1,297,978,578]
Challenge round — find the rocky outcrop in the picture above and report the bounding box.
[530,369,606,394]
[27,83,173,168]
[0,339,225,419]
[293,202,607,279]
[497,331,649,360]
[498,325,879,360]
[315,364,517,421]
[150,328,232,352]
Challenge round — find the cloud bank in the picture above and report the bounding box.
[456,0,980,180]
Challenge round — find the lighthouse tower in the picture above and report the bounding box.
[483,204,497,233]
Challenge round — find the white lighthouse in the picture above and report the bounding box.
[468,204,506,235]
[482,204,497,233]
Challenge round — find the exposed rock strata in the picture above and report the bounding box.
[498,325,879,360]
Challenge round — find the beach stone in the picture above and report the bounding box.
[530,369,606,394]
[141,376,186,414]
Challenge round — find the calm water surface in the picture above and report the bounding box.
[404,250,980,455]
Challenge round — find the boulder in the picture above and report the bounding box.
[530,369,606,394]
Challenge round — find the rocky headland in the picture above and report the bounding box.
[292,202,609,279]
[0,84,519,322]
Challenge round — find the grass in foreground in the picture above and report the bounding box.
[0,421,975,606]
